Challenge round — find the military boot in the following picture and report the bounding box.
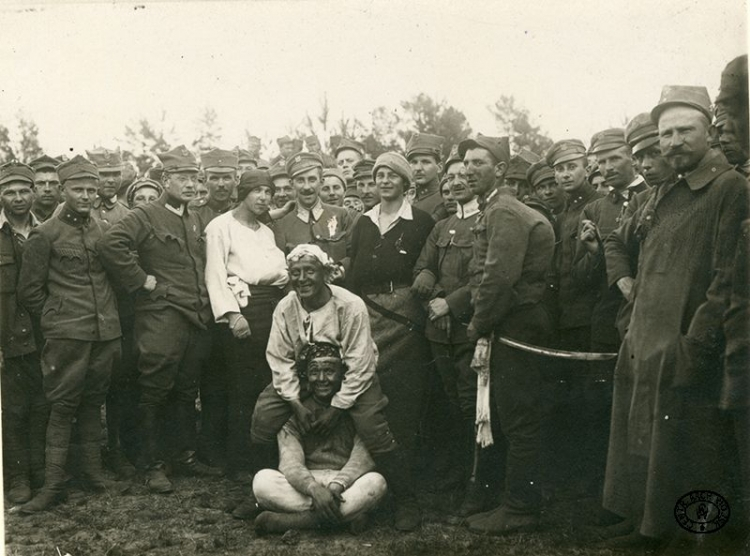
[373,447,422,532]
[5,447,31,504]
[140,404,173,494]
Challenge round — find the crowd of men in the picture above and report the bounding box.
[1,55,748,550]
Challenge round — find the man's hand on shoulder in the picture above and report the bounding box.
[312,406,343,436]
[290,399,315,435]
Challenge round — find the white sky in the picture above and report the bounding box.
[0,0,746,158]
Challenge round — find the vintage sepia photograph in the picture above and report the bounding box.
[0,0,747,554]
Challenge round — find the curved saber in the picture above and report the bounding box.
[496,336,618,361]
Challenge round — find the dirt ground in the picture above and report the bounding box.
[5,470,746,556]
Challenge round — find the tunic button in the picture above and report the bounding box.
[21,328,27,333]
[711,167,716,172]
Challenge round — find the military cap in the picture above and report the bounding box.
[506,148,541,180]
[126,178,163,207]
[625,113,659,155]
[256,159,271,170]
[406,132,445,161]
[269,162,288,180]
[236,148,256,164]
[334,137,365,157]
[352,159,375,180]
[589,128,628,155]
[157,145,199,172]
[526,160,555,188]
[146,165,164,182]
[0,162,35,186]
[57,155,100,183]
[716,55,748,105]
[286,151,323,179]
[545,139,587,167]
[458,134,511,165]
[86,147,124,171]
[373,152,412,184]
[237,169,275,202]
[714,105,729,126]
[276,135,293,148]
[651,85,712,123]
[28,154,61,173]
[443,144,462,168]
[304,135,321,148]
[201,148,239,172]
[344,185,360,199]
[587,163,602,184]
[323,167,347,188]
[246,135,261,147]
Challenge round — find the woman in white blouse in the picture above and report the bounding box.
[205,169,288,481]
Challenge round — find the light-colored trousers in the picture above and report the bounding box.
[253,469,387,522]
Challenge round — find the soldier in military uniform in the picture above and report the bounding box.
[86,148,130,226]
[19,156,122,512]
[353,159,378,211]
[406,133,447,221]
[0,162,47,504]
[335,138,365,185]
[270,163,295,210]
[459,134,555,535]
[99,146,222,494]
[304,135,337,168]
[28,155,62,223]
[714,55,749,176]
[190,148,239,225]
[270,136,296,167]
[321,168,347,206]
[237,148,258,175]
[504,148,541,201]
[274,152,354,265]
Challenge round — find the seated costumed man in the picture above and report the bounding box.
[253,341,387,534]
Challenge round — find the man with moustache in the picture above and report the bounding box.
[86,148,130,226]
[353,159,378,211]
[190,149,238,225]
[18,156,122,512]
[602,86,748,550]
[29,155,62,223]
[714,55,749,176]
[412,157,484,518]
[99,145,222,494]
[407,133,447,221]
[274,152,353,264]
[458,134,555,535]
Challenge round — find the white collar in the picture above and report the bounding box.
[627,175,646,190]
[365,198,413,234]
[165,203,185,216]
[456,198,480,219]
[296,198,324,223]
[0,209,40,238]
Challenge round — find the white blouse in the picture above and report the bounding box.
[205,211,288,322]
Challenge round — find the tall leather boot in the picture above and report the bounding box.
[171,401,223,478]
[19,404,75,513]
[28,402,50,489]
[4,446,31,504]
[454,421,493,519]
[104,395,136,479]
[140,404,173,494]
[373,447,422,532]
[77,403,125,493]
[231,442,275,520]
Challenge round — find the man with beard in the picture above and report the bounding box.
[714,55,749,177]
[18,156,122,512]
[28,155,62,223]
[458,134,555,535]
[407,133,447,221]
[86,148,130,226]
[274,152,353,264]
[353,159,378,211]
[99,145,222,494]
[335,138,365,185]
[190,149,238,225]
[0,162,47,505]
[601,85,748,551]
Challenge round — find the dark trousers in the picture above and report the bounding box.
[492,304,551,513]
[134,308,211,461]
[251,374,394,455]
[223,288,282,473]
[198,321,228,466]
[106,314,139,458]
[1,353,49,484]
[432,341,477,422]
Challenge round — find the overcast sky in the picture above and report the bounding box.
[0,0,746,158]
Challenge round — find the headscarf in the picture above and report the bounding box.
[286,244,342,284]
[297,341,342,380]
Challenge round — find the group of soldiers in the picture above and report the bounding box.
[0,54,748,548]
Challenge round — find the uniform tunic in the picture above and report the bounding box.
[603,149,749,538]
[90,196,129,226]
[274,199,353,262]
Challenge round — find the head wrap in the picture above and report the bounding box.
[126,178,163,207]
[286,244,341,284]
[297,341,343,380]
[372,152,412,185]
[237,170,275,201]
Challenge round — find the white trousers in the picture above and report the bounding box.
[253,469,387,522]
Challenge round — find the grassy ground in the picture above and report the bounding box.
[1,472,677,556]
